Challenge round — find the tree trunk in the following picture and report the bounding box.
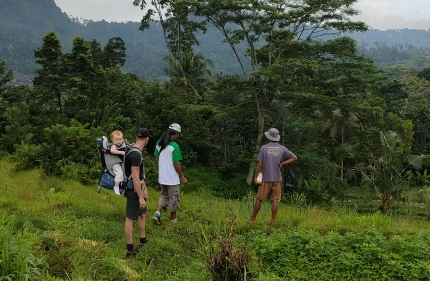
[246,104,265,185]
[378,198,390,213]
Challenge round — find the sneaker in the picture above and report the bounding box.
[152,212,161,225]
[125,247,139,258]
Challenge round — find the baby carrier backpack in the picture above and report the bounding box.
[96,136,138,194]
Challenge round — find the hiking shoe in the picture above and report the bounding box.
[125,247,139,258]
[152,212,161,225]
[138,237,147,248]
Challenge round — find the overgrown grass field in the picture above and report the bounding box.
[2,159,430,280]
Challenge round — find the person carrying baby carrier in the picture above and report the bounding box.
[123,127,150,258]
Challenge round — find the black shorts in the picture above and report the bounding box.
[125,189,147,220]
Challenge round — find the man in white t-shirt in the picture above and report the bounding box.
[152,123,188,224]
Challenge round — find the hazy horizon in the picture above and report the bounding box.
[53,0,430,31]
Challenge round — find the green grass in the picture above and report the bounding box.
[2,159,430,280]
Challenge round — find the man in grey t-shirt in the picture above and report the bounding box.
[249,128,297,224]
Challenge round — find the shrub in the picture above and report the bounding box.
[12,142,43,170]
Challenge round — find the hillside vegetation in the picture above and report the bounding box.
[2,159,430,280]
[2,0,430,279]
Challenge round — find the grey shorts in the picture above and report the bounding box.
[125,189,147,220]
[157,184,180,212]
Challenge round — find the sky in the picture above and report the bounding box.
[53,0,430,31]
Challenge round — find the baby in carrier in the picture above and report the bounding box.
[109,130,127,195]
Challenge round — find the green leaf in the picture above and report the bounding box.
[30,219,51,230]
[11,214,28,232]
[39,236,59,249]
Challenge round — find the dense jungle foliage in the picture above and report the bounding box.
[1,0,430,213]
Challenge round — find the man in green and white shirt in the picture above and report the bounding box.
[152,123,188,224]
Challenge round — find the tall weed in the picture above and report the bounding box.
[0,224,47,281]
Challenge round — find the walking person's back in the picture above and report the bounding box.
[249,128,297,224]
[152,123,188,224]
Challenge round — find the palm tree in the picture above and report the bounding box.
[360,130,423,212]
[164,51,213,103]
[325,106,360,181]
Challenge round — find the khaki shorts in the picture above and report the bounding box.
[158,184,180,212]
[257,182,282,202]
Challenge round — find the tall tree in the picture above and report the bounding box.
[398,72,430,154]
[193,0,368,184]
[133,0,206,56]
[0,59,14,136]
[62,36,97,123]
[33,31,65,118]
[101,37,127,68]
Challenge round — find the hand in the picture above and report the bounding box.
[143,187,148,200]
[181,175,188,185]
[139,197,146,209]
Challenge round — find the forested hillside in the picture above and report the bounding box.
[0,0,244,79]
[2,0,430,79]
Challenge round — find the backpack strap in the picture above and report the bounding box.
[122,147,142,181]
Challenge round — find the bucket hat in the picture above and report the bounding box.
[264,128,280,142]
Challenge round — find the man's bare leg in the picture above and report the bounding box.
[249,198,262,222]
[138,214,146,238]
[124,218,134,244]
[271,200,279,224]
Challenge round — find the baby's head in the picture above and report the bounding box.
[110,130,124,146]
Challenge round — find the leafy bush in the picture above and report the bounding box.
[247,229,430,280]
[12,142,43,170]
[40,120,96,177]
[60,159,100,185]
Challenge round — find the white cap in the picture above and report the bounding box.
[169,123,181,133]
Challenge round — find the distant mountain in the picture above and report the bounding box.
[2,0,430,79]
[348,29,430,48]
[0,0,244,79]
